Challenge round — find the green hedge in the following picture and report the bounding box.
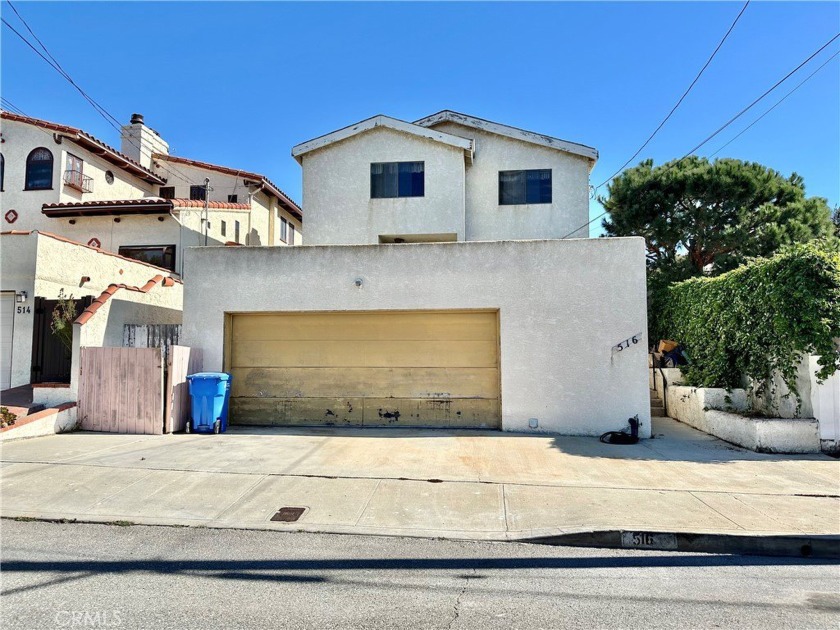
[656,243,840,398]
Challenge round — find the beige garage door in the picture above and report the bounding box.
[227,310,500,428]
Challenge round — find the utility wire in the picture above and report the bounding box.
[680,32,840,158]
[594,0,750,190]
[1,7,196,185]
[710,50,840,157]
[561,34,840,240]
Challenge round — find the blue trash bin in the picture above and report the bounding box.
[186,372,232,434]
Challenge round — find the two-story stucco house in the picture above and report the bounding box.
[182,110,650,437]
[0,110,302,393]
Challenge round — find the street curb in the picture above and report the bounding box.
[522,530,840,559]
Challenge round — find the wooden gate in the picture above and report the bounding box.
[78,347,164,434]
[165,345,203,433]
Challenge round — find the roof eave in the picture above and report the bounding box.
[414,110,598,164]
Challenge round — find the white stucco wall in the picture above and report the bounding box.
[0,118,156,234]
[182,237,650,436]
[429,121,592,240]
[665,385,820,453]
[300,127,467,245]
[0,231,182,389]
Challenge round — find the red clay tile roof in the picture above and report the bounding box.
[152,153,302,220]
[1,111,167,185]
[0,230,185,277]
[75,274,177,326]
[41,197,250,217]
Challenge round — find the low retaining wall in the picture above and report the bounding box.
[665,386,820,454]
[0,403,78,441]
[32,383,74,408]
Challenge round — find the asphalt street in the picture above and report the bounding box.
[1,520,838,630]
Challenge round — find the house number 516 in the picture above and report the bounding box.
[614,333,642,352]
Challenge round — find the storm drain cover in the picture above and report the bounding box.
[271,507,306,522]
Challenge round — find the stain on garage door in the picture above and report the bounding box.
[226,310,500,428]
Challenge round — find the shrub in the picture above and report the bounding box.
[656,243,840,401]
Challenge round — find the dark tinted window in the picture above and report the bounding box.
[118,245,176,272]
[371,161,424,198]
[228,194,238,203]
[499,169,552,205]
[159,186,175,199]
[190,185,206,201]
[0,153,4,191]
[25,147,53,190]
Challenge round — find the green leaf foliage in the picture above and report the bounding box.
[601,157,836,276]
[655,243,840,400]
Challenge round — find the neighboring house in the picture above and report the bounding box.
[292,111,597,244]
[0,111,302,276]
[1,230,182,392]
[183,111,651,437]
[0,109,301,394]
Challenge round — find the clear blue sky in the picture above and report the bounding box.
[3,1,838,234]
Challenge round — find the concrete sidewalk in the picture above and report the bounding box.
[1,418,838,542]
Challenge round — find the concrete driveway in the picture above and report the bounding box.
[1,418,838,540]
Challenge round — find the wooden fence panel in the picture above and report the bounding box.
[165,346,203,433]
[78,347,164,434]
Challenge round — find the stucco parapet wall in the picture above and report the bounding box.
[665,385,820,453]
[1,230,184,279]
[183,236,649,437]
[0,403,78,442]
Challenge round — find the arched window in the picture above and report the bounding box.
[25,147,53,190]
[0,153,4,192]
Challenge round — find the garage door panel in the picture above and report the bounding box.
[232,339,498,369]
[228,311,500,428]
[362,398,500,428]
[232,311,498,342]
[232,397,363,426]
[230,367,499,400]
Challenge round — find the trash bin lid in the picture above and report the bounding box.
[187,372,232,381]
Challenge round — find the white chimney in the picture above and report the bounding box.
[120,113,169,169]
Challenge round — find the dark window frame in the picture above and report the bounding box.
[279,217,288,243]
[24,147,54,191]
[288,223,295,246]
[498,169,552,205]
[221,220,227,237]
[0,153,4,192]
[190,184,207,201]
[117,244,177,272]
[227,194,238,203]
[370,161,425,199]
[159,186,175,199]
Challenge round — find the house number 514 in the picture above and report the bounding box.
[16,306,31,314]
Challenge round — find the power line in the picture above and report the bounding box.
[561,34,840,240]
[1,6,196,185]
[680,32,840,158]
[594,0,750,190]
[710,50,840,158]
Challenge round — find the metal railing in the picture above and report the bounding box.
[63,169,93,193]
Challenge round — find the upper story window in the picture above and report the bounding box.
[118,245,176,272]
[0,153,4,192]
[288,223,295,246]
[499,169,552,205]
[159,186,175,199]
[371,161,424,198]
[63,153,92,193]
[25,147,54,190]
[190,185,206,201]
[227,194,238,203]
[279,217,288,243]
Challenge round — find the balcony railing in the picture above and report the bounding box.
[63,169,93,193]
